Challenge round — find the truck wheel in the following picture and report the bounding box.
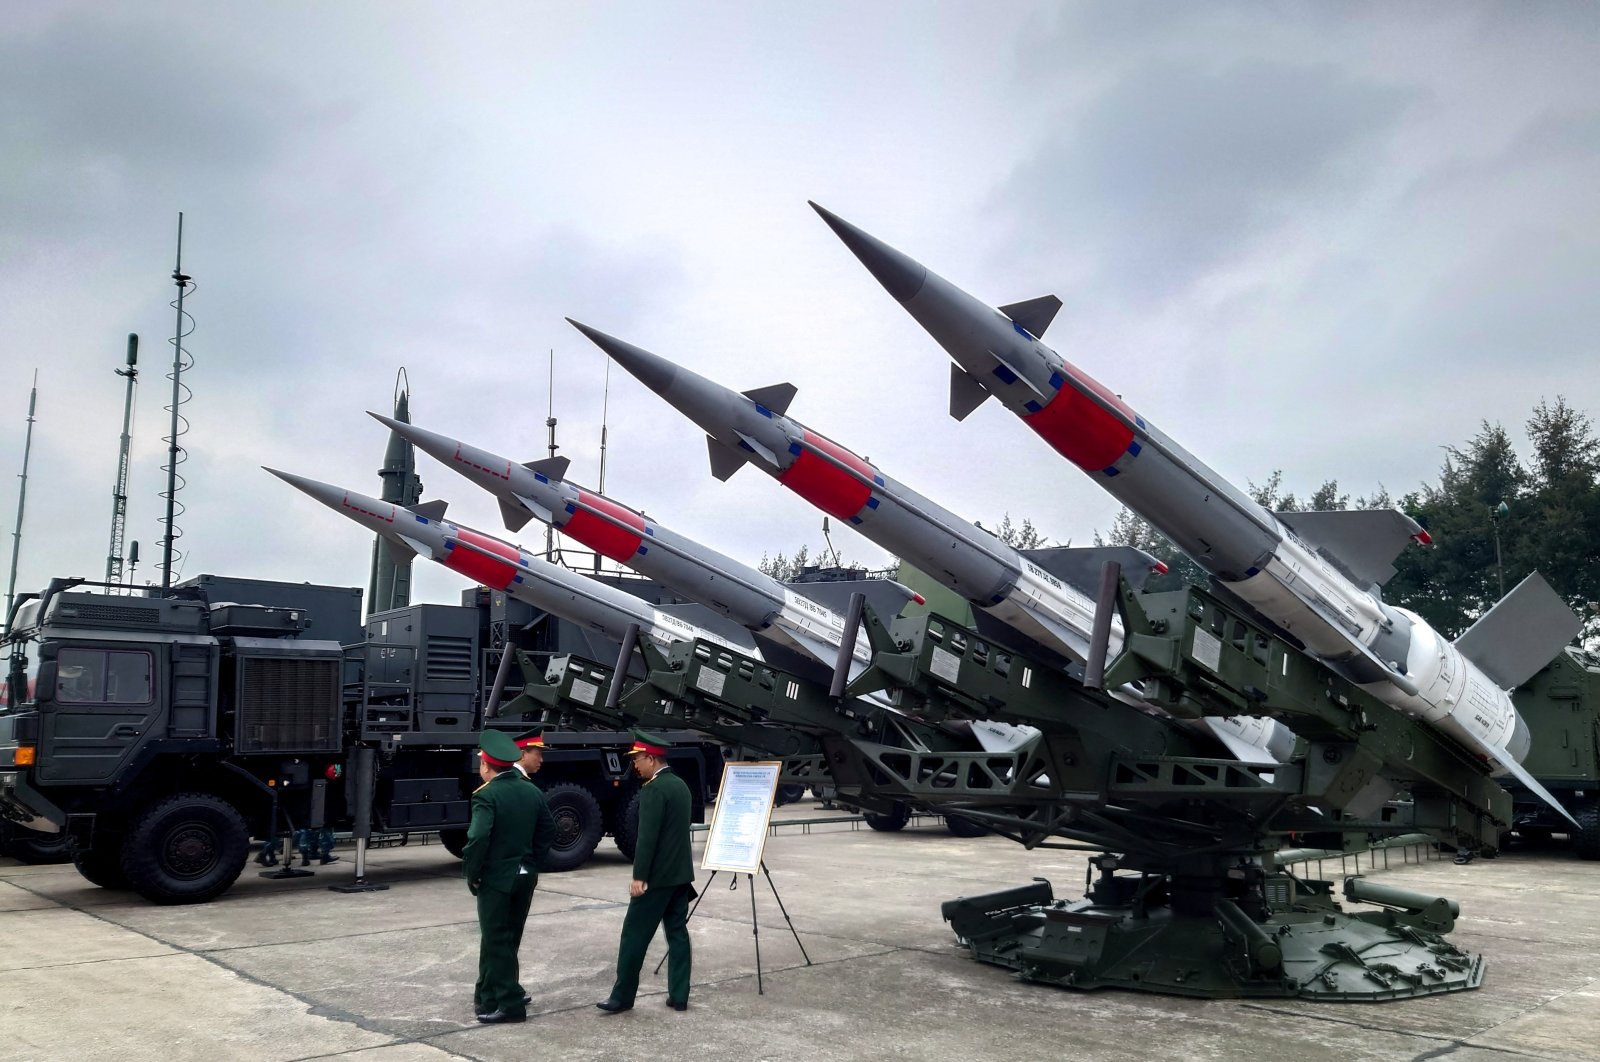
[121,793,250,905]
[541,783,603,872]
[613,791,641,862]
[775,783,807,807]
[864,802,912,832]
[72,834,131,889]
[944,813,990,838]
[1575,802,1600,861]
[438,828,468,859]
[3,827,74,864]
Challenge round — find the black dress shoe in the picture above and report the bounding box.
[476,1009,526,1024]
[595,998,632,1014]
[665,999,687,1011]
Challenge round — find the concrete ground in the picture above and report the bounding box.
[0,805,1595,1062]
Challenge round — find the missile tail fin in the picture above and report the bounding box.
[949,364,991,421]
[1274,508,1427,588]
[383,535,418,566]
[732,429,780,470]
[1461,727,1581,828]
[1454,572,1582,689]
[523,456,571,482]
[998,294,1063,339]
[409,500,448,522]
[741,382,799,416]
[707,435,746,481]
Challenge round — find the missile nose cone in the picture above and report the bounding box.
[808,201,928,304]
[567,319,680,396]
[263,466,343,509]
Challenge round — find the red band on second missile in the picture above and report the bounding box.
[779,430,875,520]
[564,492,646,562]
[445,528,520,590]
[1026,364,1137,471]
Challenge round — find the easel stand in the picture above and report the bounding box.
[656,861,812,994]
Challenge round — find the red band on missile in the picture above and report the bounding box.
[445,528,520,590]
[565,492,646,562]
[778,430,875,520]
[1026,364,1137,471]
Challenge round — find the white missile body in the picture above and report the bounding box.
[812,203,1582,819]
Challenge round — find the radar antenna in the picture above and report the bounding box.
[106,334,139,588]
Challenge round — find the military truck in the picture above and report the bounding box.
[0,575,723,903]
[1506,646,1600,858]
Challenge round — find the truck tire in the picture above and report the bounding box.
[613,791,641,862]
[541,783,604,872]
[944,813,990,838]
[72,834,131,889]
[864,802,912,832]
[2,827,74,864]
[121,793,250,905]
[775,783,807,807]
[438,828,468,859]
[1575,802,1600,861]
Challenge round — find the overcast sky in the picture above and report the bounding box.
[3,1,1597,612]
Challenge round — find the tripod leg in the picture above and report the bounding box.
[749,872,763,995]
[761,860,812,965]
[655,871,716,977]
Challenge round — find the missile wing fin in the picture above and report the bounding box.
[383,535,419,566]
[1454,723,1581,827]
[395,535,433,560]
[522,456,571,482]
[499,496,537,533]
[1453,572,1581,690]
[1202,718,1282,766]
[733,429,780,470]
[1021,545,1166,594]
[949,364,992,421]
[408,500,448,522]
[986,348,1051,401]
[1274,508,1426,588]
[786,578,919,623]
[741,382,798,417]
[998,294,1063,339]
[707,435,747,482]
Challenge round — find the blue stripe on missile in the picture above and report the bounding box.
[564,503,576,515]
[1024,400,1042,412]
[534,472,549,484]
[1127,441,1141,457]
[865,497,879,509]
[1011,322,1034,341]
[637,546,649,556]
[414,514,429,524]
[1103,467,1119,477]
[443,539,454,549]
[1136,416,1145,429]
[755,405,774,418]
[513,573,524,585]
[989,594,1006,604]
[992,364,1018,384]
[1049,372,1063,389]
[645,527,655,536]
[850,516,863,525]
[1245,566,1260,577]
[873,474,884,486]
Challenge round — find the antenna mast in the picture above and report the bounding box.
[159,213,194,591]
[4,372,39,631]
[106,334,139,587]
[545,348,558,561]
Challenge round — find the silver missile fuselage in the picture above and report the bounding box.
[814,207,1540,773]
[265,468,745,657]
[370,414,873,671]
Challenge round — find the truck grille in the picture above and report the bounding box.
[236,657,342,753]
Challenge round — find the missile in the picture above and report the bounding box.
[263,468,748,658]
[566,319,1294,765]
[365,411,922,677]
[812,202,1583,820]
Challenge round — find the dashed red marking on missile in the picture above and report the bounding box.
[342,494,396,524]
[779,430,876,521]
[564,492,646,562]
[444,527,520,590]
[453,443,512,482]
[1025,362,1137,472]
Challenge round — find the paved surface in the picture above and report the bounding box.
[0,806,1595,1062]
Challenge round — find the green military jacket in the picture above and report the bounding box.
[463,769,557,894]
[633,766,695,888]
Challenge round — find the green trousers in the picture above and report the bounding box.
[475,876,536,1015]
[609,882,692,1006]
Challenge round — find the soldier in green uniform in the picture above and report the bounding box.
[596,730,697,1013]
[465,729,557,1024]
